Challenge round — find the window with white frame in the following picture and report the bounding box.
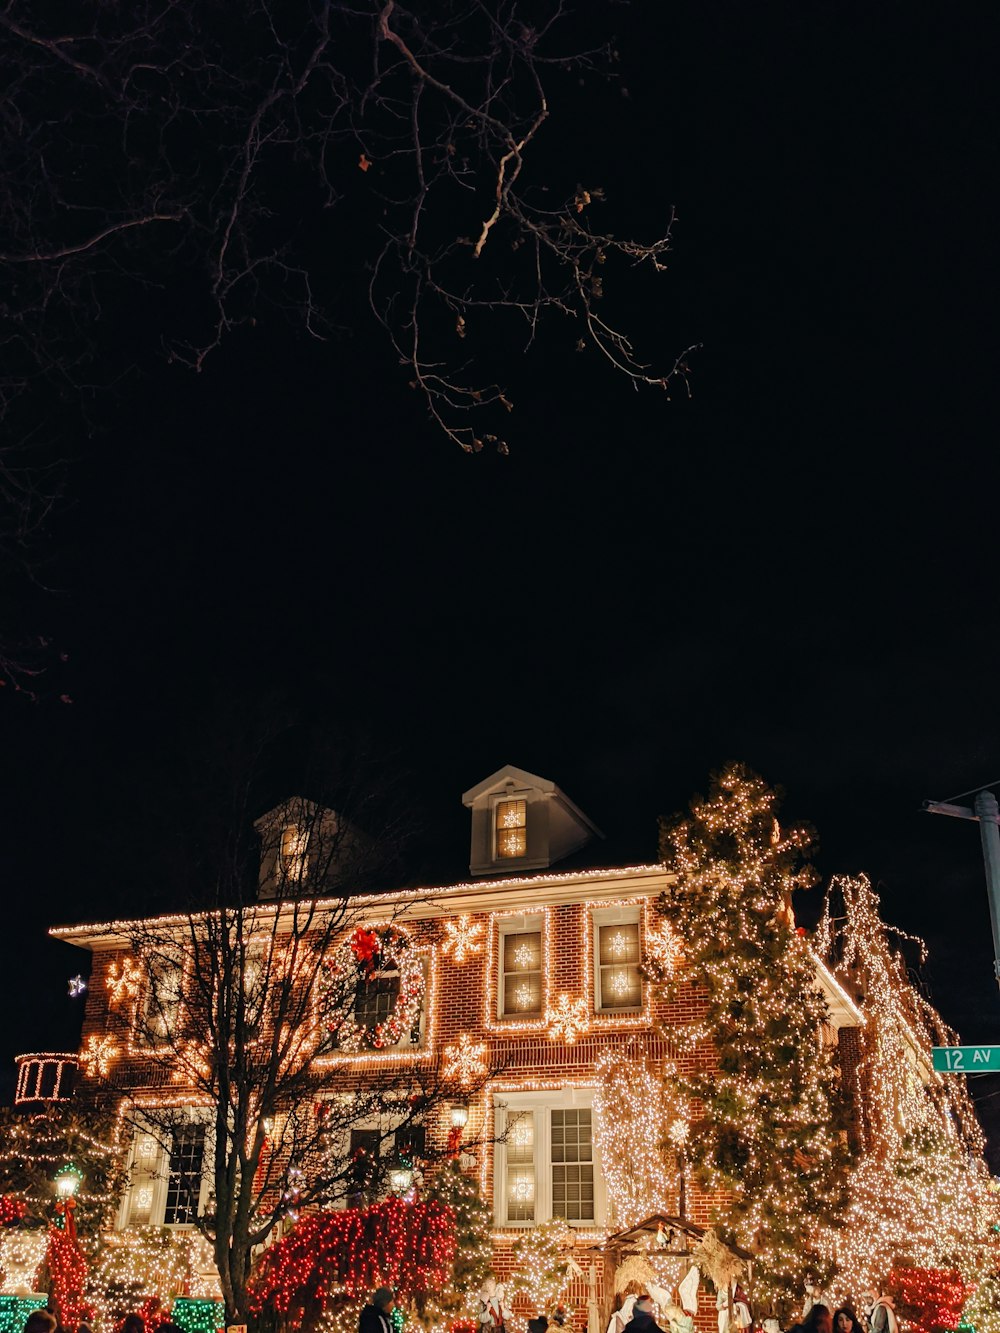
[495,798,527,859]
[121,1115,211,1229]
[499,916,543,1018]
[494,1090,602,1226]
[139,949,184,1044]
[280,823,309,882]
[593,907,642,1012]
[318,1097,427,1209]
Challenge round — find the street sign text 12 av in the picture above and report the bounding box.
[932,1045,1000,1072]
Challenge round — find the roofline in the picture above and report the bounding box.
[49,863,669,950]
[813,954,866,1026]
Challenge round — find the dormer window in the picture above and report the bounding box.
[280,824,308,881]
[495,799,527,859]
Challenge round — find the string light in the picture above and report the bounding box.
[323,926,426,1053]
[443,1033,488,1087]
[546,995,590,1045]
[106,957,142,1005]
[509,1217,575,1315]
[441,915,485,964]
[248,1197,456,1315]
[593,1048,685,1227]
[816,874,1000,1301]
[79,1034,120,1078]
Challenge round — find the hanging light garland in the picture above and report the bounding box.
[322,926,425,1052]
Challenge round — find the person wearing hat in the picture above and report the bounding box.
[359,1288,394,1333]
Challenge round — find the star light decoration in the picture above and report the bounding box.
[106,957,143,1006]
[79,1033,120,1078]
[547,994,590,1045]
[442,1032,488,1087]
[441,914,485,964]
[68,975,88,999]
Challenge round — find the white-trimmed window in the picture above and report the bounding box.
[593,907,642,1012]
[499,915,543,1018]
[494,798,527,859]
[280,824,309,881]
[120,1114,212,1229]
[139,949,183,1044]
[494,1089,603,1226]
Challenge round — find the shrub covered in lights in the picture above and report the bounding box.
[415,1161,493,1328]
[248,1197,455,1331]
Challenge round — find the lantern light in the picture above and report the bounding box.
[54,1163,83,1199]
[450,1103,470,1129]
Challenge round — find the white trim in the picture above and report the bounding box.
[493,1087,604,1227]
[497,913,544,1019]
[591,905,643,1014]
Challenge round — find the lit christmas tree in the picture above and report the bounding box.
[419,1160,493,1327]
[655,763,848,1314]
[816,874,1000,1306]
[0,1104,125,1233]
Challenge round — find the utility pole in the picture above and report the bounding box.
[924,787,1000,989]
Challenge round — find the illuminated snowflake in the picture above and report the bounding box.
[513,943,534,968]
[646,923,684,976]
[106,956,143,1005]
[442,1032,488,1087]
[547,994,590,1046]
[79,1034,120,1078]
[441,914,485,964]
[607,970,630,997]
[607,931,629,959]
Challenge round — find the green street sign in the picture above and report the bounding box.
[932,1045,1000,1072]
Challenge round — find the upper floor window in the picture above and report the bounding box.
[594,911,642,1012]
[280,823,309,881]
[495,1091,602,1226]
[501,921,542,1017]
[495,799,526,859]
[141,950,183,1044]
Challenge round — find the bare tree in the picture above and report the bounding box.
[92,740,498,1324]
[0,0,694,459]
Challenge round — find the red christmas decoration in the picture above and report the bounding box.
[890,1267,972,1333]
[350,928,381,976]
[47,1222,91,1329]
[248,1197,456,1322]
[0,1196,27,1226]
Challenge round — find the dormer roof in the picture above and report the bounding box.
[462,763,603,877]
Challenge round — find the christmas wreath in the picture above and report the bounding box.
[324,925,425,1052]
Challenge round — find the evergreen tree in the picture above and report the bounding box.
[417,1161,493,1326]
[0,1104,125,1234]
[655,763,847,1314]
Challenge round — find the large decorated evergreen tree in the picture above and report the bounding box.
[655,763,848,1313]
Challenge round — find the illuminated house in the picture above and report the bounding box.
[41,764,864,1321]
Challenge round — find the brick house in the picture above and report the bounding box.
[34,765,863,1330]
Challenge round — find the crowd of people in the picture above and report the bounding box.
[20,1308,186,1333]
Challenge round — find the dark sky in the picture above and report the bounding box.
[3,2,1000,1156]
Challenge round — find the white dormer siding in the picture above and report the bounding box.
[462,764,602,877]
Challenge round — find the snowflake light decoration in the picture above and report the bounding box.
[645,923,684,977]
[79,1033,120,1078]
[547,994,590,1045]
[442,1032,488,1087]
[441,914,485,964]
[106,957,142,1006]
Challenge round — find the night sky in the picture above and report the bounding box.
[3,3,1000,1157]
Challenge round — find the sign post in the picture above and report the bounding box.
[931,1045,1000,1073]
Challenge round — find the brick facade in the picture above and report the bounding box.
[55,861,861,1333]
